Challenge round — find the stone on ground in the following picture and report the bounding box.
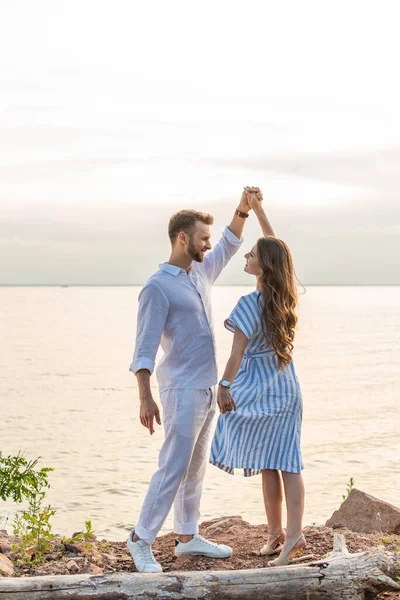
[326,488,400,534]
[0,554,14,577]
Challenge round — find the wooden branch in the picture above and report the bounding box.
[0,534,399,600]
[327,533,350,557]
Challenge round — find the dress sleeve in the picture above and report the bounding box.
[224,294,259,340]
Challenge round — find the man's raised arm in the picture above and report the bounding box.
[203,187,259,284]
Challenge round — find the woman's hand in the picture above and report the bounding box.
[238,186,261,213]
[217,386,237,414]
[245,187,263,212]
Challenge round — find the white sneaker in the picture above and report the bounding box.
[127,531,162,573]
[175,534,232,559]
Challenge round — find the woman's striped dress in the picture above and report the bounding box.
[210,290,304,476]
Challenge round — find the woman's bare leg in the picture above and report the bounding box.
[267,471,305,565]
[267,471,306,566]
[261,469,284,537]
[282,471,306,554]
[281,471,305,538]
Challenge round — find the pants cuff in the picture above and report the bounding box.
[173,520,199,535]
[135,523,157,545]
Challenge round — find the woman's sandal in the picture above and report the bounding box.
[260,531,285,556]
[268,534,313,566]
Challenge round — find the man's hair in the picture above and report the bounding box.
[168,209,214,243]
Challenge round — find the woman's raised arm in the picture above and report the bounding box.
[246,189,276,237]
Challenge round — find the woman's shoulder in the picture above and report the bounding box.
[237,290,261,306]
[232,291,263,322]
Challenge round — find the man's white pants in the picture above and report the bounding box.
[135,387,216,545]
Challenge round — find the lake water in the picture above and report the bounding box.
[0,286,399,541]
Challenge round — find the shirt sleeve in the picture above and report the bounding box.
[129,283,169,376]
[224,295,259,340]
[202,226,243,284]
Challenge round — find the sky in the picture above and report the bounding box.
[0,0,399,285]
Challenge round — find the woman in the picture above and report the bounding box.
[210,189,306,567]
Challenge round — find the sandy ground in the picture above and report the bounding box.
[2,516,399,598]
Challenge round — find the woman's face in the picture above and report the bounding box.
[244,244,262,277]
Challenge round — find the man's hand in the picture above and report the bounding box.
[217,386,237,414]
[245,187,263,212]
[238,185,260,213]
[140,395,161,435]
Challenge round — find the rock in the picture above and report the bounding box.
[326,489,400,534]
[78,562,103,575]
[204,525,224,535]
[89,551,103,566]
[0,554,14,577]
[203,516,243,528]
[103,553,118,567]
[226,524,247,537]
[0,540,11,554]
[203,516,245,535]
[63,542,84,554]
[66,559,79,573]
[0,531,8,537]
[72,531,83,539]
[45,552,62,561]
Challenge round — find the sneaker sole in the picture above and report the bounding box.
[127,547,163,573]
[175,551,232,559]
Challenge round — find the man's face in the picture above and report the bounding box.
[187,221,212,262]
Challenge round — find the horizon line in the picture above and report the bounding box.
[1,284,400,288]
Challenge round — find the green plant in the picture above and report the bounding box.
[13,496,56,564]
[0,452,53,504]
[71,520,96,542]
[0,452,56,564]
[342,477,355,501]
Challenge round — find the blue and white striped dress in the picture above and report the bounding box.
[210,290,304,476]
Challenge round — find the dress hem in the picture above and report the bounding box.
[209,459,303,477]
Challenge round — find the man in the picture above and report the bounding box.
[128,187,259,573]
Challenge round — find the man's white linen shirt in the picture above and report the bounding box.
[129,226,243,391]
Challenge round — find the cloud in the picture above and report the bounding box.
[200,149,400,194]
[0,196,399,285]
[0,157,165,184]
[4,104,66,114]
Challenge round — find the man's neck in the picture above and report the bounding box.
[168,253,193,274]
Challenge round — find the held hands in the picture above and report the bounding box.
[239,186,259,213]
[245,186,263,212]
[217,386,237,414]
[140,395,161,435]
[238,186,263,213]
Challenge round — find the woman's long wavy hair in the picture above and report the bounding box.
[256,236,303,370]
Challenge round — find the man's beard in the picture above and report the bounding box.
[188,241,204,263]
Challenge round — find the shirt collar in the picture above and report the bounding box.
[159,263,188,276]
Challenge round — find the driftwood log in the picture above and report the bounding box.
[0,535,399,600]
